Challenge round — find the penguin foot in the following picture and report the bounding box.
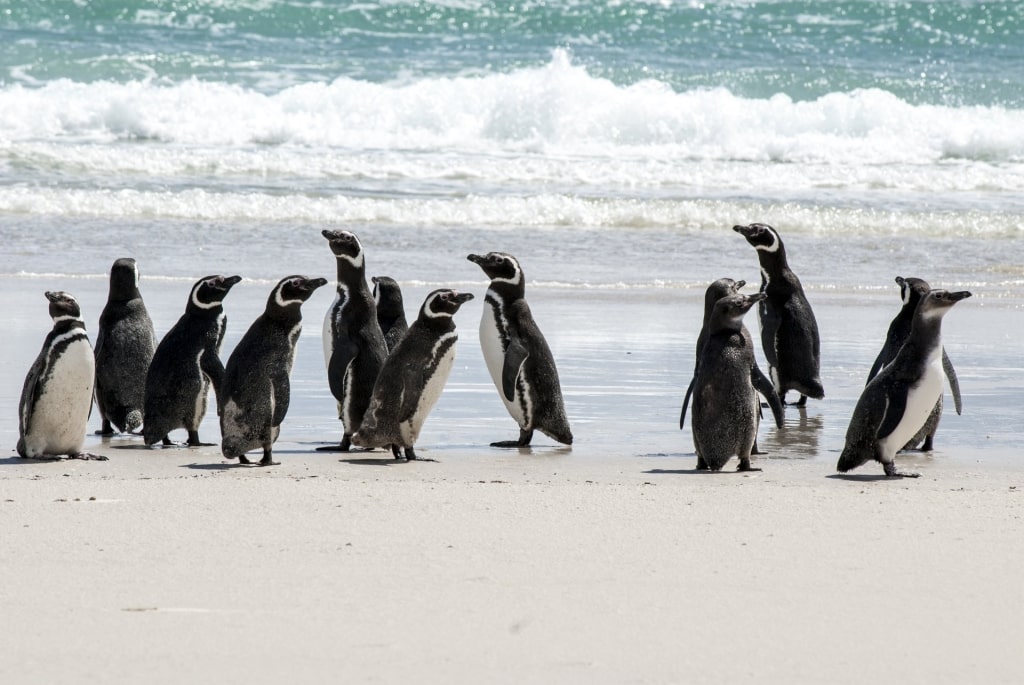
[491,429,533,448]
[238,455,252,465]
[257,457,279,467]
[883,463,920,478]
[316,434,352,452]
[696,457,710,471]
[70,452,109,461]
[736,459,761,472]
[186,431,215,447]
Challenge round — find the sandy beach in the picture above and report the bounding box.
[3,273,1023,684]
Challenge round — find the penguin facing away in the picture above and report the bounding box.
[320,230,388,452]
[679,277,783,463]
[866,276,963,452]
[733,223,824,406]
[838,289,971,478]
[372,275,409,353]
[143,275,242,448]
[18,291,106,461]
[353,289,475,460]
[94,257,156,435]
[691,291,766,472]
[467,252,573,448]
[219,275,328,466]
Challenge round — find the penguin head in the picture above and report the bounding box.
[108,257,141,301]
[371,276,404,310]
[45,291,83,322]
[710,292,765,331]
[918,289,972,321]
[322,230,364,268]
[421,289,474,319]
[270,275,329,310]
[705,278,746,310]
[895,276,930,307]
[733,223,782,254]
[467,252,523,285]
[191,275,243,310]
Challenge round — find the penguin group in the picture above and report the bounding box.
[15,223,968,479]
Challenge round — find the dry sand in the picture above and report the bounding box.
[3,275,1023,683]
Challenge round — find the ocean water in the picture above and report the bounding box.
[1,1,1021,466]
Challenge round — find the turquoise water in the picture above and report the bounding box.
[1,1,1022,284]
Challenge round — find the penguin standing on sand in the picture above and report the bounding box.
[467,252,573,448]
[18,291,105,461]
[733,223,824,406]
[143,275,242,447]
[94,257,156,435]
[219,275,327,466]
[691,292,766,472]
[866,276,963,452]
[320,230,388,451]
[372,276,409,352]
[353,289,474,460]
[680,278,783,462]
[838,289,971,478]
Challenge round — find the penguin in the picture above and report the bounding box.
[691,291,766,472]
[352,289,475,460]
[679,278,783,464]
[372,275,409,352]
[733,223,824,406]
[94,257,156,435]
[219,275,327,466]
[143,275,242,448]
[18,291,106,461]
[467,252,573,448]
[319,230,388,452]
[838,289,971,478]
[866,276,963,452]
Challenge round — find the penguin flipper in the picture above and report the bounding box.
[942,348,962,415]
[759,299,781,369]
[679,377,695,429]
[327,339,359,402]
[875,389,908,442]
[866,351,886,385]
[751,363,784,428]
[501,338,529,403]
[18,355,45,436]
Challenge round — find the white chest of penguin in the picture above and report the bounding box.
[26,338,94,452]
[478,298,527,425]
[401,332,458,443]
[881,349,944,451]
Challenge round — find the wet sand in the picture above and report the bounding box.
[2,274,1023,683]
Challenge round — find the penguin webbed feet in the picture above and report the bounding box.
[490,429,533,449]
[391,444,417,461]
[186,431,216,448]
[883,462,920,478]
[70,452,109,461]
[736,458,761,473]
[315,434,353,453]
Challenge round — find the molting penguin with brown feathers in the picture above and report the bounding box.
[467,252,572,448]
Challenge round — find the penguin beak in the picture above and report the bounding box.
[732,224,753,237]
[44,291,60,303]
[220,275,243,290]
[948,291,972,302]
[736,280,746,290]
[453,292,475,304]
[749,292,767,304]
[306,277,329,291]
[467,254,484,265]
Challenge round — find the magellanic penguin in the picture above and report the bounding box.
[733,223,824,406]
[219,275,327,466]
[18,291,106,461]
[866,276,963,452]
[372,275,409,353]
[143,275,242,448]
[691,291,767,472]
[680,278,783,464]
[467,252,573,448]
[838,289,971,478]
[320,230,388,452]
[94,257,156,435]
[353,289,475,460]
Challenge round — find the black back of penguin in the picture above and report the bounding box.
[94,257,156,434]
[143,275,242,446]
[467,252,572,447]
[732,223,823,403]
[691,292,766,471]
[372,275,409,352]
[220,276,327,464]
[321,230,388,449]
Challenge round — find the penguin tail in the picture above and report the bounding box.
[125,409,143,433]
[836,444,869,473]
